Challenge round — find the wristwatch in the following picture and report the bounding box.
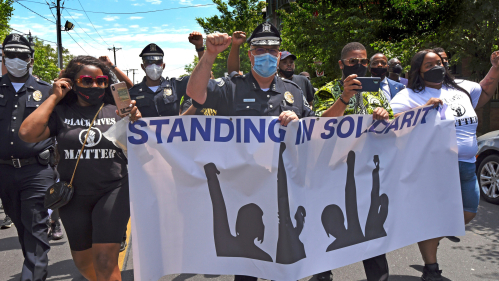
[110,64,117,70]
[196,46,205,52]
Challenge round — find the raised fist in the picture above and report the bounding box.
[188,31,204,49]
[205,33,232,56]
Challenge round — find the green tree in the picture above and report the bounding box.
[194,0,266,78]
[183,55,199,76]
[0,0,14,40]
[32,38,73,82]
[279,0,462,87]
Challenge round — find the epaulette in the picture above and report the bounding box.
[280,78,300,89]
[35,78,50,86]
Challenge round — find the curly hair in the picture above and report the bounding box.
[407,49,471,102]
[58,55,115,105]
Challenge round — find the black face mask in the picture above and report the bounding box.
[279,68,294,78]
[371,67,388,78]
[422,65,446,84]
[392,64,403,74]
[342,63,367,78]
[74,86,106,105]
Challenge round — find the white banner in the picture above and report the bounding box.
[127,106,465,281]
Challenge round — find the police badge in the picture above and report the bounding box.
[284,91,294,104]
[163,88,172,98]
[33,90,43,102]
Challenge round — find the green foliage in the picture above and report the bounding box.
[184,55,199,75]
[32,38,73,82]
[194,0,266,78]
[0,0,14,40]
[279,0,463,87]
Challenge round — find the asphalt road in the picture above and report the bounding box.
[1,198,498,281]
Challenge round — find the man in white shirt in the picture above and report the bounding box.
[369,53,405,101]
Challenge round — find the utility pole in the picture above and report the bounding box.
[108,45,122,66]
[123,69,129,77]
[56,0,63,68]
[130,69,138,84]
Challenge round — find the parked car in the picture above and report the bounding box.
[476,130,499,204]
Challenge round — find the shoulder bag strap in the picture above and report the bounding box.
[68,103,105,187]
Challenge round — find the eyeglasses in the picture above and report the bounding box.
[143,60,163,66]
[343,58,370,66]
[75,75,109,88]
[4,52,31,61]
[250,48,279,56]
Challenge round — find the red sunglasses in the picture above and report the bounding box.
[75,75,109,88]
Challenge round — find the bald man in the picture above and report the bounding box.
[369,53,405,101]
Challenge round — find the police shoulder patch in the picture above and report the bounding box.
[176,76,184,81]
[214,78,225,87]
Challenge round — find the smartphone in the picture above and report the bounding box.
[110,82,132,115]
[354,77,381,92]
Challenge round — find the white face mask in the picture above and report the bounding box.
[5,57,29,78]
[145,64,163,81]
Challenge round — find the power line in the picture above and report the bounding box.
[61,14,99,49]
[15,0,56,24]
[0,22,57,44]
[64,9,103,48]
[65,31,89,55]
[16,0,215,15]
[76,0,110,46]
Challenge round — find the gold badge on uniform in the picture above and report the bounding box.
[163,88,172,98]
[284,91,294,104]
[33,90,42,102]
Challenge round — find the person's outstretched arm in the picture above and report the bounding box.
[227,31,246,74]
[477,51,499,109]
[204,163,233,246]
[99,56,133,89]
[186,33,231,105]
[344,151,363,235]
[18,79,72,143]
[188,31,205,60]
[277,143,291,226]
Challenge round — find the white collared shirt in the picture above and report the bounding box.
[380,77,391,102]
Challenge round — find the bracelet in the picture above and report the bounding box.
[110,64,116,69]
[196,46,205,52]
[339,95,350,105]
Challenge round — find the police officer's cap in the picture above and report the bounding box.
[2,33,33,54]
[139,43,164,61]
[247,22,281,46]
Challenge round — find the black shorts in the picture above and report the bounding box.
[59,179,130,251]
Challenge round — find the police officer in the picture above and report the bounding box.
[129,43,189,117]
[187,22,318,281]
[0,33,55,281]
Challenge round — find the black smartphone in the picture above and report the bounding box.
[354,77,381,92]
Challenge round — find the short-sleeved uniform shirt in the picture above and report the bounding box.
[48,103,128,195]
[0,74,53,160]
[390,80,482,163]
[129,76,189,117]
[192,72,315,118]
[314,78,394,117]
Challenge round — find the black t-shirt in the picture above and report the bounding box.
[48,103,127,195]
[289,75,316,104]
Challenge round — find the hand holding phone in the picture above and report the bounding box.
[354,77,381,92]
[110,82,132,115]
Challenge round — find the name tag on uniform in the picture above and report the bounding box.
[243,99,255,102]
[136,95,145,99]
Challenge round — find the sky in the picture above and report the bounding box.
[9,0,219,82]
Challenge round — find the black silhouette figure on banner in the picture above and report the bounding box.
[365,155,389,241]
[276,143,307,264]
[321,151,389,251]
[204,163,273,262]
[322,151,366,251]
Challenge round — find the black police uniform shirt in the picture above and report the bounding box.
[129,76,189,117]
[192,71,315,118]
[48,103,127,195]
[286,74,316,104]
[0,74,53,160]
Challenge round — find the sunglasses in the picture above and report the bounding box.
[4,52,31,61]
[250,48,280,56]
[75,75,109,88]
[343,58,370,66]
